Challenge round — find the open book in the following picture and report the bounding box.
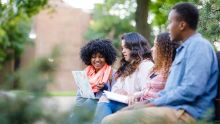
[72,71,95,99]
[103,90,128,104]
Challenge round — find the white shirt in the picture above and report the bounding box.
[112,59,154,95]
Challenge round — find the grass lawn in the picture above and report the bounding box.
[9,90,76,96]
[45,91,76,96]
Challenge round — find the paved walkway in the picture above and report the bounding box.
[42,96,75,113]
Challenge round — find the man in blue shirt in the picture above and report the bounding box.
[101,2,219,124]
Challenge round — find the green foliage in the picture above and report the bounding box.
[149,0,219,44]
[0,49,66,124]
[84,0,136,49]
[149,0,198,31]
[198,0,220,43]
[84,0,196,48]
[44,91,76,96]
[0,92,44,124]
[67,105,95,124]
[85,0,219,49]
[17,49,59,93]
[0,0,48,68]
[1,16,30,61]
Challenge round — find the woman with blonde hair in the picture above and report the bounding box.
[128,32,177,105]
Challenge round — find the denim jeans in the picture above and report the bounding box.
[93,101,127,124]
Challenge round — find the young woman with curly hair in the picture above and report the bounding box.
[98,32,178,124]
[127,32,178,105]
[92,32,154,124]
[68,38,117,124]
[76,38,117,103]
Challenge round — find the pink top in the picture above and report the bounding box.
[140,72,166,100]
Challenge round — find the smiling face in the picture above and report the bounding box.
[91,52,106,72]
[121,40,131,62]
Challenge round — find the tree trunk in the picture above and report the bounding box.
[0,60,14,88]
[135,0,151,48]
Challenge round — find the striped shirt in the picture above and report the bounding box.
[140,72,166,100]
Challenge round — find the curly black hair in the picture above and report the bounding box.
[80,38,117,65]
[172,2,199,30]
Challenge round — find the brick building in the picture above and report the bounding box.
[21,0,91,91]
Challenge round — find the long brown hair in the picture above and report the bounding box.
[152,32,178,79]
[115,32,153,79]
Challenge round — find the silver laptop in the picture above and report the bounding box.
[72,71,95,99]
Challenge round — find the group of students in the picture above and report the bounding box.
[68,2,219,124]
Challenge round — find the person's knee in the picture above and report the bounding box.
[101,111,130,124]
[99,102,108,106]
[101,115,115,124]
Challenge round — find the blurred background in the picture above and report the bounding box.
[0,0,219,123]
[1,0,219,92]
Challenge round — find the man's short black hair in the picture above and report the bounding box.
[172,2,199,30]
[80,38,117,65]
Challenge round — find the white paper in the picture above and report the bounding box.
[103,90,128,104]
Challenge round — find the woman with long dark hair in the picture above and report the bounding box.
[101,32,178,124]
[93,32,154,124]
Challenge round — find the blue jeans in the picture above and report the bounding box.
[93,101,127,124]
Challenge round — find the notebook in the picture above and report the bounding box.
[72,71,95,99]
[103,90,128,104]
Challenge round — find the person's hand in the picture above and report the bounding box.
[145,103,156,107]
[127,95,140,106]
[121,102,147,111]
[114,89,128,95]
[96,82,104,90]
[99,95,109,102]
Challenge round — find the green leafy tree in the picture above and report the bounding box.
[198,0,220,43]
[84,0,136,49]
[149,0,198,31]
[150,0,219,45]
[0,0,48,69]
[0,48,68,124]
[84,0,195,49]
